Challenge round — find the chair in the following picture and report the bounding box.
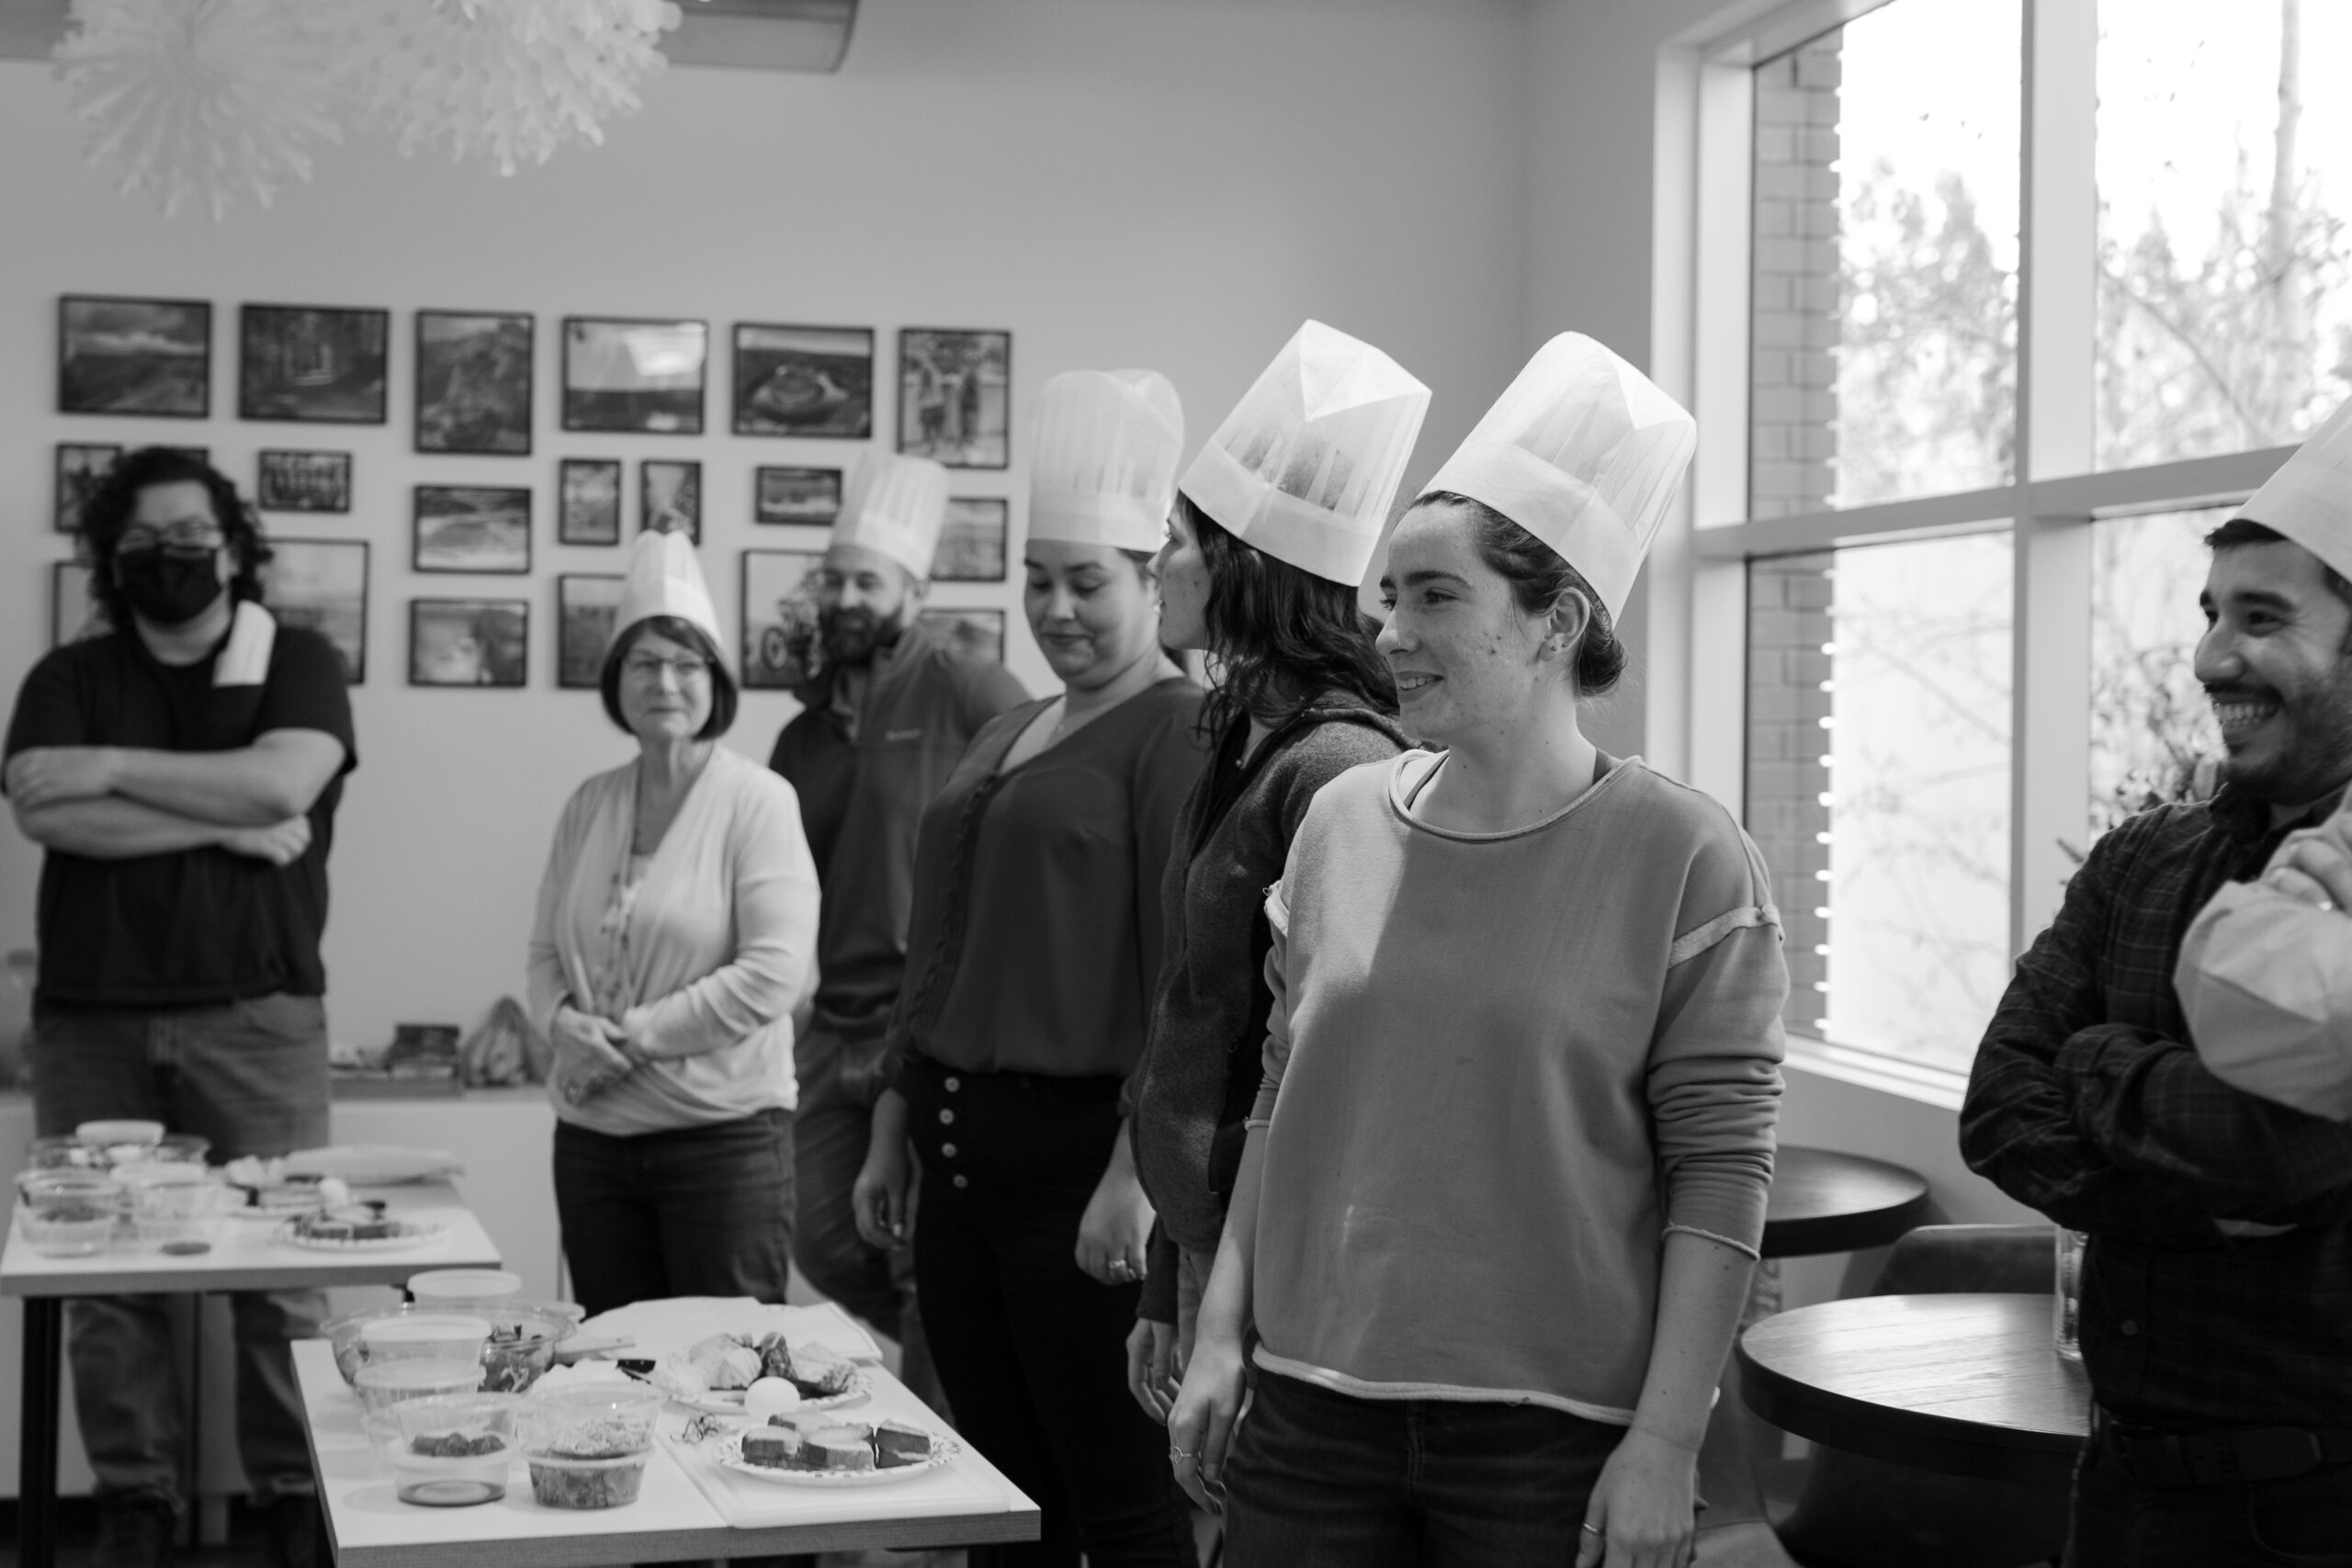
[1771,1224,2072,1568]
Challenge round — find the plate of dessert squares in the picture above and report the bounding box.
[715,1413,959,1487]
[275,1206,448,1251]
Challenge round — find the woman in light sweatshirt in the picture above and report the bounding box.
[1167,335,1786,1568]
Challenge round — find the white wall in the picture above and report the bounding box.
[0,0,1532,1052]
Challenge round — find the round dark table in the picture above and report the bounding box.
[1736,1292,2091,1488]
[1762,1145,1932,1258]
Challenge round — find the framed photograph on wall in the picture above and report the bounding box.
[754,466,842,525]
[733,324,873,438]
[918,607,1007,665]
[898,327,1010,469]
[410,598,528,687]
[51,561,107,648]
[562,317,707,434]
[413,484,531,573]
[741,548,825,691]
[557,574,626,689]
[559,458,623,545]
[259,538,368,683]
[58,296,211,418]
[415,310,534,455]
[933,497,1008,582]
[255,450,352,513]
[56,444,121,534]
[640,459,701,543]
[239,304,390,423]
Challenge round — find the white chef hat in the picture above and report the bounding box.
[2240,399,2352,581]
[1028,369,1185,554]
[1179,320,1430,585]
[1420,333,1695,622]
[832,452,950,581]
[611,527,722,656]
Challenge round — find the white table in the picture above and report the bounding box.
[0,1181,502,1568]
[298,1339,1041,1565]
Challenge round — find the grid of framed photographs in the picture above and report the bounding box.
[49,291,1022,688]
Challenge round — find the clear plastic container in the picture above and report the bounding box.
[390,1393,520,1507]
[118,1164,230,1247]
[74,1118,164,1149]
[360,1314,492,1369]
[521,1382,660,1507]
[354,1361,483,1416]
[16,1173,119,1258]
[322,1302,429,1384]
[407,1269,522,1310]
[477,1304,577,1395]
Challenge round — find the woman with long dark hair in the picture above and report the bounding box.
[1122,321,1429,1416]
[1168,335,1785,1568]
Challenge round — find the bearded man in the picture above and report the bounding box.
[1961,404,2352,1566]
[768,452,1026,1393]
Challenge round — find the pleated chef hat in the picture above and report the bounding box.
[1421,333,1696,622]
[2239,399,2352,581]
[611,527,722,654]
[832,451,951,581]
[1179,320,1430,585]
[1028,369,1185,553]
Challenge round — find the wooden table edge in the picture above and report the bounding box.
[1735,1334,2083,1491]
[1761,1187,1935,1259]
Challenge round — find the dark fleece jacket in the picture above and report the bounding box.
[1126,693,1410,1322]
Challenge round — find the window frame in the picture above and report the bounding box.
[1656,0,2299,1105]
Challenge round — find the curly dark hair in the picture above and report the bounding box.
[77,447,271,631]
[1409,490,1628,695]
[1177,491,1396,739]
[600,615,739,740]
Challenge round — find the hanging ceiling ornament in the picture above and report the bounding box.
[52,0,347,220]
[344,0,685,177]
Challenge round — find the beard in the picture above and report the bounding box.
[2210,664,2352,806]
[818,602,905,669]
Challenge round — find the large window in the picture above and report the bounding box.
[1693,0,2321,1096]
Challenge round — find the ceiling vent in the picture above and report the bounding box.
[0,1,858,72]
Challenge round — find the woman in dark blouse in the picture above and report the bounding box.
[854,370,1204,1567]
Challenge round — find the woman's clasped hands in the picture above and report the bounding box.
[550,1005,637,1107]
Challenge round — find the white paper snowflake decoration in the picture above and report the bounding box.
[53,0,346,220]
[345,0,684,177]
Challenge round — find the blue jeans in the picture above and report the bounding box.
[1223,1370,1626,1568]
[2065,1425,2352,1566]
[552,1108,794,1317]
[28,996,333,1513]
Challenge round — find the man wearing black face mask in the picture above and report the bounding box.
[767,454,1025,1411]
[4,448,356,1568]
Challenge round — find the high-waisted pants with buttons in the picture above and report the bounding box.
[901,1055,1197,1568]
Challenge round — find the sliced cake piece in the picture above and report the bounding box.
[804,1426,875,1471]
[740,1428,800,1470]
[873,1418,935,1468]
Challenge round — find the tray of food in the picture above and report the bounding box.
[712,1413,958,1487]
[282,1145,465,1186]
[277,1207,447,1251]
[650,1332,865,1416]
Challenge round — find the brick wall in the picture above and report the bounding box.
[1749,32,1841,520]
[1747,554,1834,1034]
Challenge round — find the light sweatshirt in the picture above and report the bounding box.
[527,745,820,1135]
[1249,750,1787,1423]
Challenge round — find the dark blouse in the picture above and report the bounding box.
[887,676,1205,1082]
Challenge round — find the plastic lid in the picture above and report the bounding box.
[408,1269,523,1301]
[76,1120,164,1145]
[356,1362,483,1390]
[362,1314,493,1346]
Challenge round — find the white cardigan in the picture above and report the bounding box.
[526,745,820,1134]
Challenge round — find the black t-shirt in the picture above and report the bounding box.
[4,620,357,1010]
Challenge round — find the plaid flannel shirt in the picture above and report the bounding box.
[1961,786,2352,1429]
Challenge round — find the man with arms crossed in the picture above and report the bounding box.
[769,452,1025,1395]
[6,449,356,1568]
[1962,407,2352,1565]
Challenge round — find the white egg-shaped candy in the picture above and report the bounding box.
[744,1377,804,1419]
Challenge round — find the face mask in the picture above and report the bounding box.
[117,548,225,626]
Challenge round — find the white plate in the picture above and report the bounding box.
[714,1429,959,1487]
[282,1145,465,1185]
[673,1371,868,1416]
[275,1217,448,1252]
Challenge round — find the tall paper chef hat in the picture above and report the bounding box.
[1179,321,1430,585]
[1028,369,1185,553]
[610,527,722,655]
[832,451,950,581]
[2240,399,2352,581]
[1420,333,1696,622]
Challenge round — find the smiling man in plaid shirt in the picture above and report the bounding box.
[1962,403,2352,1566]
